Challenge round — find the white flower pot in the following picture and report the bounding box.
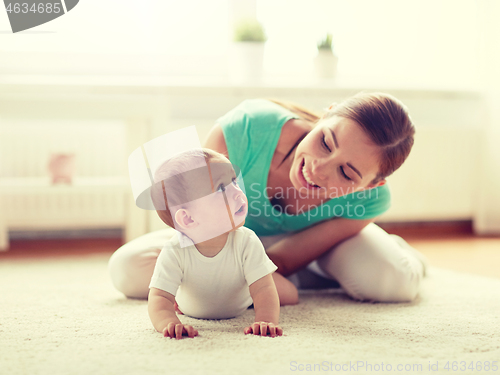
[314,49,338,80]
[229,42,265,84]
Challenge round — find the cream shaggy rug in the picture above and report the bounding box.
[1,253,499,375]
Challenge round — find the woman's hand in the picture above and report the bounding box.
[162,322,198,339]
[244,322,283,337]
[267,217,375,276]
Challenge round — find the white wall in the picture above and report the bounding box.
[0,0,485,90]
[473,1,500,234]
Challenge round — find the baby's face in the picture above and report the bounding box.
[177,159,248,242]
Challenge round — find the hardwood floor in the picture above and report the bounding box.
[0,238,121,260]
[1,222,499,279]
[379,221,500,279]
[406,237,500,279]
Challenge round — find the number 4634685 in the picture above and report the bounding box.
[6,3,61,14]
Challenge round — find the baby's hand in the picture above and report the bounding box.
[244,322,283,337]
[162,322,198,340]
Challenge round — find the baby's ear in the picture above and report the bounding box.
[174,208,196,229]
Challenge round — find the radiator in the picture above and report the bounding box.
[1,177,129,228]
[0,120,131,249]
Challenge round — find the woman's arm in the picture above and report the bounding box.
[266,217,375,276]
[204,123,228,157]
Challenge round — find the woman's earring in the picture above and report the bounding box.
[322,103,338,119]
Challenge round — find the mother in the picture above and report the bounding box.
[109,92,427,303]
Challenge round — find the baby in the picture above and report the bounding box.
[148,148,284,339]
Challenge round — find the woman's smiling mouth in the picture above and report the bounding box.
[299,159,321,188]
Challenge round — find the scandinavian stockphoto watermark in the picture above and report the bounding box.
[248,183,380,220]
[127,125,382,240]
[3,0,79,33]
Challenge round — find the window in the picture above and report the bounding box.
[0,0,230,76]
[0,0,487,89]
[257,0,480,89]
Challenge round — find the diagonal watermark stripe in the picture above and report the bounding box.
[3,0,79,33]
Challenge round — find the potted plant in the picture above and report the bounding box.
[314,33,338,80]
[229,19,267,84]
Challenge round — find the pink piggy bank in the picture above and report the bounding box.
[48,153,76,185]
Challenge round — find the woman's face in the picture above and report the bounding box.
[289,115,385,199]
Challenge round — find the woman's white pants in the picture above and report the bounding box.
[108,223,427,302]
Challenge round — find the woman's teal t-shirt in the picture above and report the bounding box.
[217,99,391,237]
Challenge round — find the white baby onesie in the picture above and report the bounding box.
[149,226,277,319]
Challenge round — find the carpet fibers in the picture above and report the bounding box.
[1,254,499,375]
